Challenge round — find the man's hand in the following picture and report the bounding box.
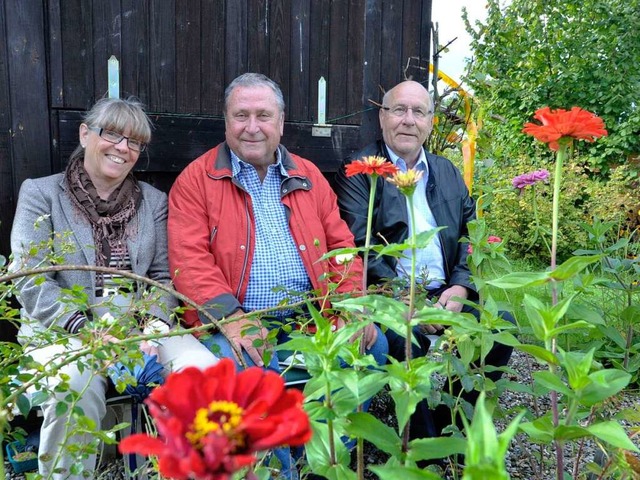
[419,285,469,334]
[219,311,269,367]
[352,323,378,350]
[437,285,469,313]
[140,341,160,358]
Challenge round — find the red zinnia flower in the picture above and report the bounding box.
[345,155,399,177]
[522,106,607,151]
[119,359,311,480]
[468,236,502,255]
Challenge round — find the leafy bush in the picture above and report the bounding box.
[476,157,637,262]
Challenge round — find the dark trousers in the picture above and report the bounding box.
[385,300,515,440]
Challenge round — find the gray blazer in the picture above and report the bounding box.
[10,173,178,338]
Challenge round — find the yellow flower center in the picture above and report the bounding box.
[186,400,245,448]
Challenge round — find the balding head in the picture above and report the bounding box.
[379,81,434,168]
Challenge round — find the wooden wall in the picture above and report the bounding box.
[0,0,433,257]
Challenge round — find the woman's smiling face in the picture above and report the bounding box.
[79,123,141,193]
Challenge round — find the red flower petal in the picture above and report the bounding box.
[118,356,312,479]
[522,106,607,151]
[345,156,399,178]
[118,434,167,456]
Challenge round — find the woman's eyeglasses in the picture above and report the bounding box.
[88,126,147,152]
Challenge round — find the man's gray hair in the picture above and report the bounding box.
[224,73,285,113]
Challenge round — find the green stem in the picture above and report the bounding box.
[362,174,378,293]
[401,194,418,454]
[355,174,377,480]
[550,141,569,480]
[531,185,551,255]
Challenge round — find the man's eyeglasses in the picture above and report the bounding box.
[381,105,433,119]
[88,126,147,152]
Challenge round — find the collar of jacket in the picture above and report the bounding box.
[206,142,313,195]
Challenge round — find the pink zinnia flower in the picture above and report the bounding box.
[512,169,550,190]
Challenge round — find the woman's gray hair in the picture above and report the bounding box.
[224,73,285,114]
[84,97,152,143]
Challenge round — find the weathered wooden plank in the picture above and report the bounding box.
[60,0,93,108]
[289,0,310,121]
[0,0,13,258]
[327,1,348,122]
[402,0,422,80]
[121,0,150,100]
[201,0,225,115]
[47,0,64,107]
[380,0,403,91]
[225,0,248,84]
[420,0,432,74]
[57,111,361,175]
[361,0,383,144]
[346,0,365,125]
[247,0,269,74]
[269,0,291,108]
[149,0,176,112]
[5,0,51,186]
[92,0,121,99]
[176,0,201,113]
[309,0,331,125]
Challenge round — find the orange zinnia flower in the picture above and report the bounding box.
[345,155,399,177]
[119,359,311,480]
[522,106,607,151]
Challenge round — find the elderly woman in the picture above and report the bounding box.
[9,97,218,479]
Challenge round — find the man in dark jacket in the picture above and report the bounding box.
[334,80,513,443]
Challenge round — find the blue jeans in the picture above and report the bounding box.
[200,325,389,478]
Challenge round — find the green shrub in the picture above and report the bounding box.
[475,157,636,263]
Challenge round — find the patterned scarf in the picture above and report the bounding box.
[64,155,141,267]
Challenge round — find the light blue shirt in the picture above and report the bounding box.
[230,150,312,317]
[387,146,445,288]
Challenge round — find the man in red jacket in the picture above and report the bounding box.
[167,72,387,370]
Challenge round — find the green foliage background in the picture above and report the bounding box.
[463,0,640,173]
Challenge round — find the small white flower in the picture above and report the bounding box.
[335,253,355,265]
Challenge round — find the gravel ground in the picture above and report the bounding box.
[5,350,639,479]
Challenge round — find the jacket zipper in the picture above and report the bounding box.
[236,195,252,298]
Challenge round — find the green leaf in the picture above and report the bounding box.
[408,437,466,461]
[519,416,554,443]
[579,369,631,406]
[305,421,352,476]
[547,320,593,337]
[369,465,442,480]
[55,401,68,417]
[345,412,403,457]
[487,272,549,289]
[516,344,559,365]
[532,371,573,397]
[553,425,589,441]
[550,255,602,280]
[588,421,640,451]
[16,393,32,418]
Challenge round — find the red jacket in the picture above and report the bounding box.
[168,142,363,329]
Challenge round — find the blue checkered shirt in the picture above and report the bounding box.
[230,150,312,317]
[387,147,445,288]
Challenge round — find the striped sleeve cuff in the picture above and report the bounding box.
[63,311,89,334]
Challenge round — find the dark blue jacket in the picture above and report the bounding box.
[334,140,477,297]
